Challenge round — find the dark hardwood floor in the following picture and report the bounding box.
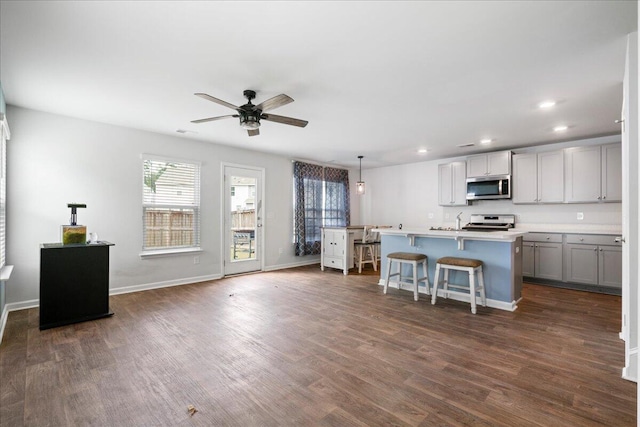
[0,265,635,426]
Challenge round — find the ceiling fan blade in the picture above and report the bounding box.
[261,113,308,128]
[255,94,294,112]
[194,93,239,110]
[191,115,237,124]
[248,129,260,137]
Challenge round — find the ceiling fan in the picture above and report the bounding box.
[191,90,308,136]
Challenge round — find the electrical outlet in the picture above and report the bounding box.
[194,256,200,264]
[278,247,283,254]
[428,212,434,219]
[577,212,584,220]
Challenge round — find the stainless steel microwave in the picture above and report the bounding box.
[466,175,511,200]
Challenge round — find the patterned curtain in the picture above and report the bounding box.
[294,161,324,255]
[324,167,350,228]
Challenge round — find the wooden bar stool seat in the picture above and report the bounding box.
[383,252,429,301]
[431,256,486,314]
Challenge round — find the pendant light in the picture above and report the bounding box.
[356,155,365,195]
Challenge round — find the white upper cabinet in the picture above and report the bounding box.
[512,150,564,204]
[565,143,621,203]
[512,153,538,203]
[538,150,565,203]
[466,151,512,178]
[438,161,468,206]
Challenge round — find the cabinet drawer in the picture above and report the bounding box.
[565,234,622,246]
[324,257,344,269]
[524,233,563,243]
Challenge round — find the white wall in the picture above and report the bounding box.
[6,106,329,305]
[359,135,622,229]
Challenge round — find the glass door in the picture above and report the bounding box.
[223,165,263,275]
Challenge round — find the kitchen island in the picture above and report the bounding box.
[375,228,527,311]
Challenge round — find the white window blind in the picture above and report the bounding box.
[142,156,201,251]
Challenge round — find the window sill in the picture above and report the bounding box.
[0,265,14,281]
[139,247,202,259]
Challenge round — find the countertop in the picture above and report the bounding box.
[512,224,622,235]
[374,227,527,242]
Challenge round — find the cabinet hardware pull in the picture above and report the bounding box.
[615,119,624,124]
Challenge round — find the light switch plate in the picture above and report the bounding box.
[577,212,584,220]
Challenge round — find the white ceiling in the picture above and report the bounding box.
[0,1,637,169]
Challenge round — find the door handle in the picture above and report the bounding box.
[615,237,625,243]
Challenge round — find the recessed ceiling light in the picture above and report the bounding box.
[480,139,493,144]
[553,125,568,132]
[538,100,556,109]
[418,148,428,154]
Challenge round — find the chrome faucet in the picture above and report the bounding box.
[455,212,463,230]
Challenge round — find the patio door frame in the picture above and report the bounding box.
[221,163,265,276]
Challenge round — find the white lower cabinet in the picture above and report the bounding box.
[321,227,363,275]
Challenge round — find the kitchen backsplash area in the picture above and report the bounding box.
[441,201,621,232]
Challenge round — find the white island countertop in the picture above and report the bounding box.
[373,227,527,243]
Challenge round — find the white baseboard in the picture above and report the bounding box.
[0,304,8,345]
[622,346,638,383]
[109,273,223,296]
[263,259,319,272]
[5,299,39,312]
[378,279,519,312]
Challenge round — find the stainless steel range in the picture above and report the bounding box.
[462,214,515,231]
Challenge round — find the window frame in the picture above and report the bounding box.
[140,154,202,258]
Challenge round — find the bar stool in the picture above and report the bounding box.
[384,252,429,301]
[431,256,486,314]
[354,226,379,273]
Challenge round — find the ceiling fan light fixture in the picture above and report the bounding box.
[240,117,260,130]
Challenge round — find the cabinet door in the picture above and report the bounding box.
[487,151,511,175]
[522,241,535,277]
[538,150,564,203]
[601,144,622,202]
[512,153,538,203]
[451,161,468,205]
[439,162,467,206]
[322,230,338,257]
[599,245,622,288]
[466,155,488,178]
[565,145,601,203]
[333,231,346,257]
[438,163,453,206]
[535,242,563,281]
[564,244,599,285]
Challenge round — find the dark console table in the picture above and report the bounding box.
[39,241,114,330]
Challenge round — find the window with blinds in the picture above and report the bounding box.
[142,156,201,252]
